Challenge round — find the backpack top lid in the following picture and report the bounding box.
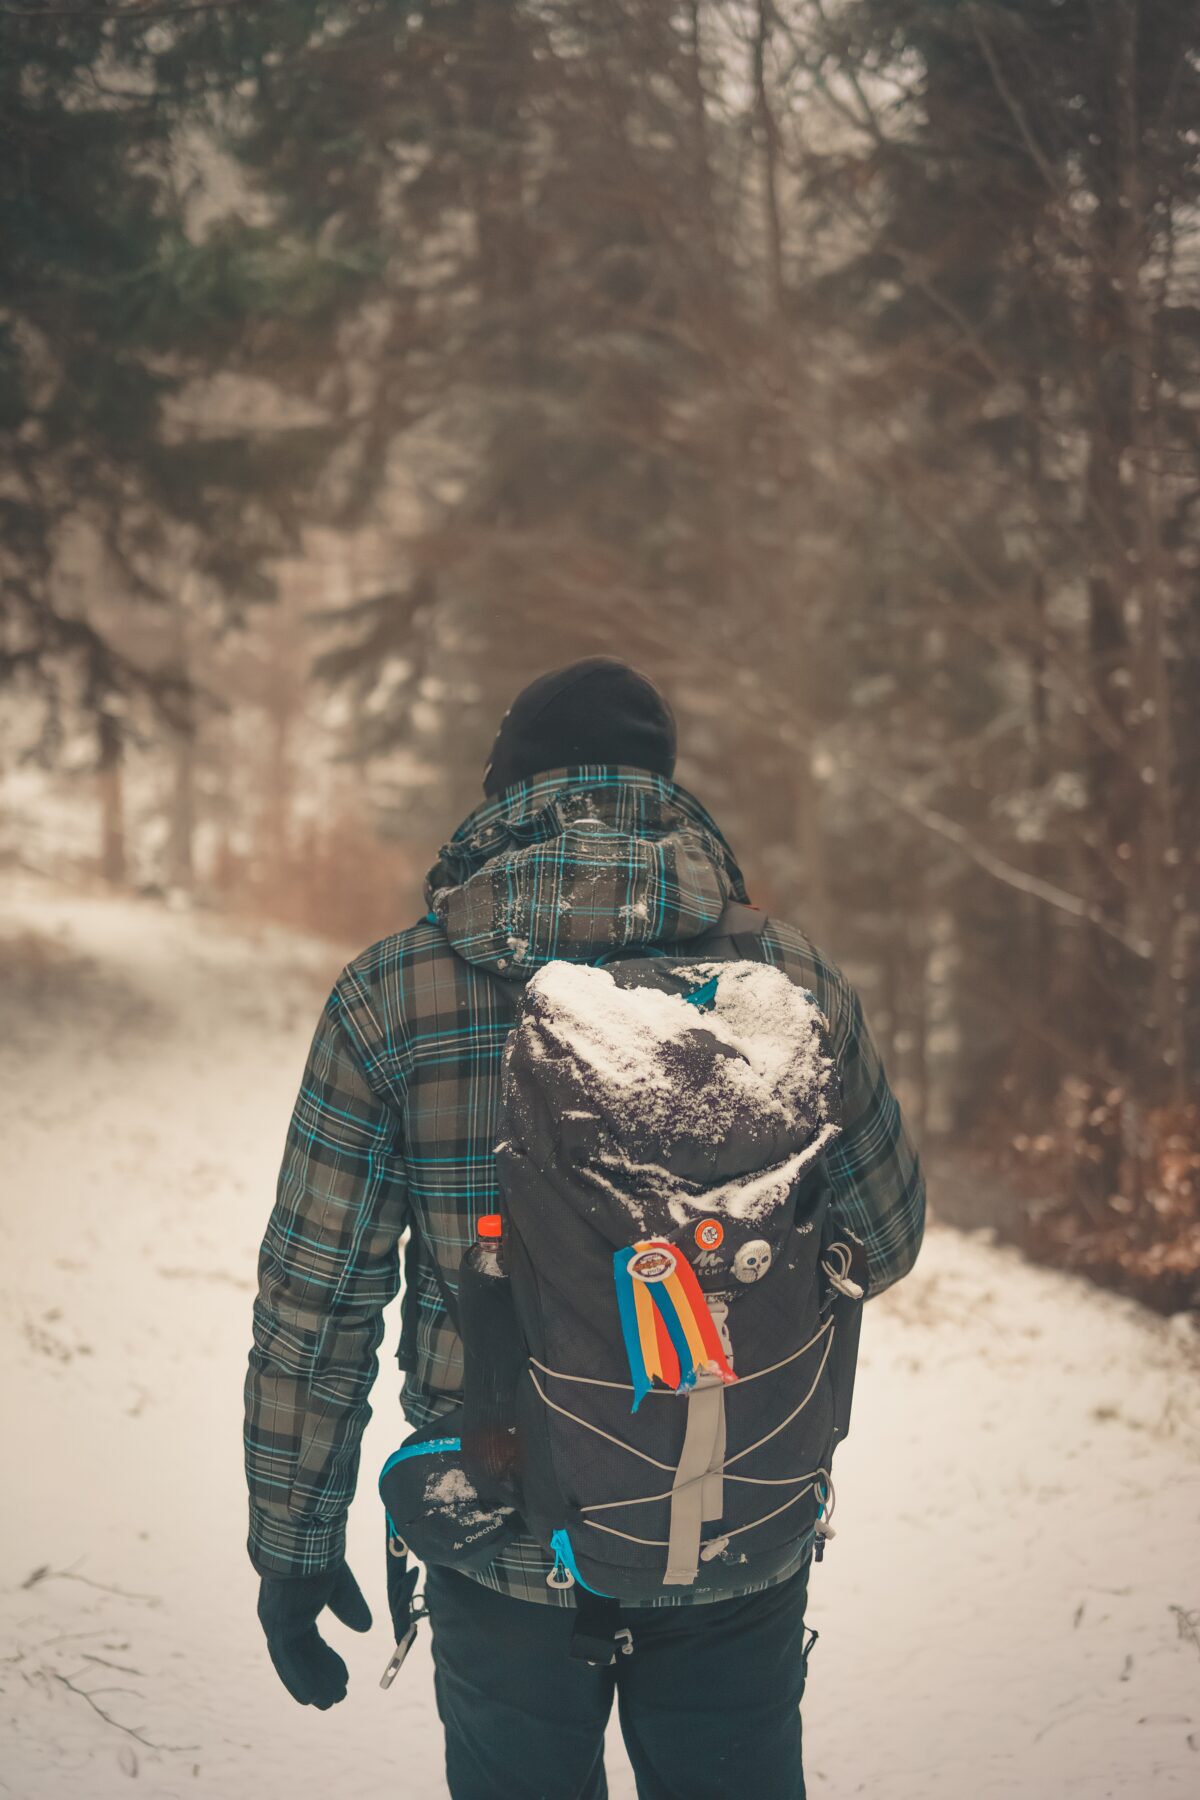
[508,956,842,1200]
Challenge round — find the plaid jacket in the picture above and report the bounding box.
[245,767,925,1603]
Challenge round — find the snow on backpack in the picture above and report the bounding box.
[378,904,868,1679]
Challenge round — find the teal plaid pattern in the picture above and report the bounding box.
[245,768,925,1597]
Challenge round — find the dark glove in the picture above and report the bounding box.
[257,1562,372,1709]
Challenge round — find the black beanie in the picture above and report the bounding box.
[483,657,677,797]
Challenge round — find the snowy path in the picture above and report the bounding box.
[1,882,1197,1800]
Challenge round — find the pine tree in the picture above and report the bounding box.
[0,2,352,798]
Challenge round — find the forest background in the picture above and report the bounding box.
[3,0,1198,1311]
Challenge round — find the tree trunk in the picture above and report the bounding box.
[753,0,830,945]
[1023,389,1058,1104]
[1077,12,1142,1205]
[97,710,126,887]
[1113,0,1186,1107]
[166,581,196,891]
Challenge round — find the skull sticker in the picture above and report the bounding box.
[732,1239,773,1284]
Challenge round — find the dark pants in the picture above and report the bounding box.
[423,1560,814,1800]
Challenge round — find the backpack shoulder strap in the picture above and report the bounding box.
[401,1223,461,1338]
[692,899,768,961]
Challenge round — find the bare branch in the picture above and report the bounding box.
[45,1672,197,1755]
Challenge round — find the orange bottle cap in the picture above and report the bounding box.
[477,1214,503,1240]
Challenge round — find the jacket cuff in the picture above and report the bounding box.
[248,1508,347,1580]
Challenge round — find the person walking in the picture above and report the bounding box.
[245,656,925,1799]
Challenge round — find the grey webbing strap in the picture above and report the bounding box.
[718,900,767,939]
[664,1375,727,1586]
[701,1299,730,1521]
[569,1588,627,1666]
[692,900,768,962]
[702,1384,726,1522]
[422,1236,461,1333]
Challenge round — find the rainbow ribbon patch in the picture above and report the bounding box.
[613,1240,737,1412]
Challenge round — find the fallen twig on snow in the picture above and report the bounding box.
[21,1562,161,1605]
[80,1651,145,1676]
[45,1671,197,1754]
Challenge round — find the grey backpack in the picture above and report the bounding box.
[493,906,867,1606]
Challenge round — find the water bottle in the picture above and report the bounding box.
[459,1213,523,1499]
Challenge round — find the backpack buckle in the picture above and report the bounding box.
[570,1624,634,1667]
[569,1590,630,1665]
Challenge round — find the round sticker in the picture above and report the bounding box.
[629,1246,677,1283]
[694,1220,725,1251]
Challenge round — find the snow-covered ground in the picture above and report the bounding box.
[1,879,1197,1800]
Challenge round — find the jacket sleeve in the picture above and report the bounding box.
[244,978,408,1577]
[825,981,925,1296]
